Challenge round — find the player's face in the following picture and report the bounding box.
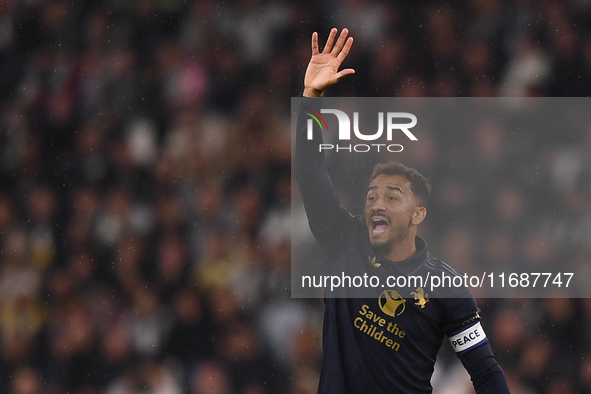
[364,174,423,254]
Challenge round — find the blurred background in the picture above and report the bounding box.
[0,0,590,393]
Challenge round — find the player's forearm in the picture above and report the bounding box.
[473,369,511,394]
[294,97,341,233]
[303,87,324,98]
[459,342,511,394]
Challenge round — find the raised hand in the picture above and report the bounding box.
[303,28,355,97]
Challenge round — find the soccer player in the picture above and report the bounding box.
[295,28,511,393]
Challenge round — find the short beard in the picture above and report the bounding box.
[370,218,413,254]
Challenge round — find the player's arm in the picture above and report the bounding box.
[442,294,511,393]
[458,340,511,394]
[295,29,355,233]
[446,314,511,394]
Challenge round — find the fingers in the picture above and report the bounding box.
[334,68,356,82]
[318,28,353,63]
[331,28,350,57]
[322,28,338,53]
[311,32,319,55]
[336,36,353,63]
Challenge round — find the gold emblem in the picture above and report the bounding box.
[411,287,429,308]
[378,290,406,317]
[368,255,381,268]
[462,313,481,326]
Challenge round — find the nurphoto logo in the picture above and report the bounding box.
[305,108,418,153]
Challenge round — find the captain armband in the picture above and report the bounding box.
[448,321,488,354]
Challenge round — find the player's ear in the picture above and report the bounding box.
[411,207,426,225]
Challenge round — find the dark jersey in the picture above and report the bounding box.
[294,97,510,394]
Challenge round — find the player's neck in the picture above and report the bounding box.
[380,236,417,262]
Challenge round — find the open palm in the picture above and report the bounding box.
[304,28,355,97]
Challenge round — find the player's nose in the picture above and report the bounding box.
[371,196,386,211]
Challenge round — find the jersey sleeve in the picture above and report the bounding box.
[457,341,511,394]
[441,297,511,393]
[294,97,346,250]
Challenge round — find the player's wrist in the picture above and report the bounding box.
[303,86,324,97]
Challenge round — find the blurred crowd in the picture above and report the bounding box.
[0,0,590,393]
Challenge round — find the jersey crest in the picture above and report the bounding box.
[411,287,429,308]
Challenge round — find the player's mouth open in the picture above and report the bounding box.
[371,217,389,235]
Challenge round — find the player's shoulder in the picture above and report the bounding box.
[423,252,465,277]
[421,252,475,300]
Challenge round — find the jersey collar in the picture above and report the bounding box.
[372,236,428,275]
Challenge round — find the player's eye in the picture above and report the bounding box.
[388,196,396,201]
[368,196,376,201]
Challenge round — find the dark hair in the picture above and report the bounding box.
[369,161,431,207]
